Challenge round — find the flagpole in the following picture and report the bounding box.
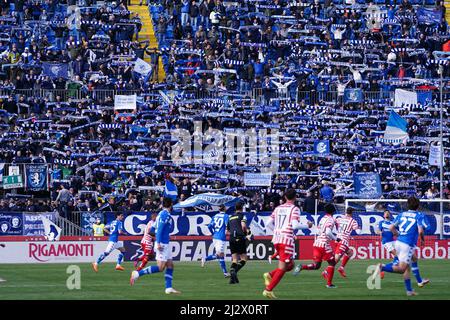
[439,64,444,240]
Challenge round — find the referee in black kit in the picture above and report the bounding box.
[227,201,252,284]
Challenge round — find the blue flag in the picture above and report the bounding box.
[417,91,432,105]
[25,164,48,191]
[353,173,382,198]
[417,7,442,25]
[163,179,178,201]
[314,140,330,155]
[344,88,364,103]
[42,62,69,78]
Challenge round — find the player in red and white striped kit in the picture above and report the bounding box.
[135,213,157,271]
[262,189,313,299]
[334,207,361,278]
[293,203,338,288]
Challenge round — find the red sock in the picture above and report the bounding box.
[301,263,317,270]
[341,254,350,268]
[269,269,277,278]
[326,266,335,285]
[137,257,149,271]
[266,268,285,291]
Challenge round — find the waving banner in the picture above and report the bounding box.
[173,193,239,210]
[353,172,382,198]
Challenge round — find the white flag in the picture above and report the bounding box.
[429,143,443,166]
[88,50,96,63]
[41,215,62,241]
[133,58,152,75]
[394,89,417,109]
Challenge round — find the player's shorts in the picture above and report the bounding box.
[334,242,349,256]
[394,240,414,265]
[155,242,172,262]
[213,239,226,254]
[312,246,333,263]
[383,241,395,253]
[229,238,247,255]
[140,242,154,255]
[274,243,295,263]
[105,241,124,254]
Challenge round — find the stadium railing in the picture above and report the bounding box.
[3,88,443,104]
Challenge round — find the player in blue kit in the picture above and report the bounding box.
[130,198,181,294]
[373,197,427,296]
[376,210,398,278]
[92,212,127,272]
[201,205,230,277]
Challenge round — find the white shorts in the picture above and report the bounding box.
[155,242,172,262]
[383,241,396,253]
[394,240,415,265]
[105,241,124,254]
[213,239,226,254]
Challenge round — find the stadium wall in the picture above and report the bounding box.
[1,236,449,263]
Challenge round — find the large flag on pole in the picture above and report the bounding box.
[381,111,409,144]
[163,179,178,201]
[41,215,62,241]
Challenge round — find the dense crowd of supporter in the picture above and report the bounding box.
[0,0,450,221]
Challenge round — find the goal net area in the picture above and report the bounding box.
[336,199,450,260]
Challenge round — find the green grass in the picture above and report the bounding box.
[0,260,449,300]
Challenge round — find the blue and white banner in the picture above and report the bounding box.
[353,173,382,199]
[0,213,23,235]
[41,215,62,241]
[23,213,56,236]
[100,210,449,237]
[344,88,363,103]
[383,110,408,144]
[313,140,330,155]
[41,62,69,78]
[173,193,239,210]
[81,212,104,235]
[25,164,48,192]
[417,7,442,25]
[164,179,178,201]
[417,91,432,105]
[244,172,272,187]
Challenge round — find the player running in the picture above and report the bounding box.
[263,189,313,299]
[92,212,127,272]
[334,207,361,278]
[372,197,427,296]
[130,198,181,294]
[201,205,230,277]
[376,210,397,279]
[293,203,339,288]
[134,212,157,271]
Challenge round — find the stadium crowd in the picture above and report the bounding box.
[0,0,450,221]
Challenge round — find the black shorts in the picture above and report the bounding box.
[229,238,247,255]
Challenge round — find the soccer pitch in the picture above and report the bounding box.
[0,260,449,300]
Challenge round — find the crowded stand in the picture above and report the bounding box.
[0,0,449,224]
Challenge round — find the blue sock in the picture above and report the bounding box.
[117,253,124,265]
[205,254,217,261]
[139,265,160,277]
[382,263,394,273]
[96,252,108,264]
[392,256,399,265]
[404,278,413,292]
[218,258,227,273]
[411,262,423,283]
[165,268,174,289]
